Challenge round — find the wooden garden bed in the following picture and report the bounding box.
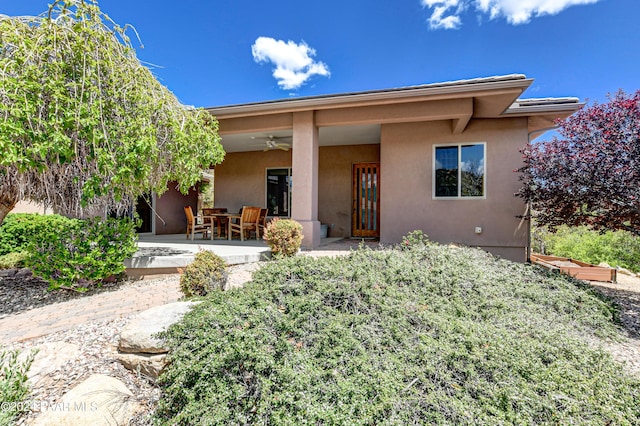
[531,253,617,283]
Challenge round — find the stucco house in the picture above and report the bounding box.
[117,74,583,262]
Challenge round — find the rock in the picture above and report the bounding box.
[32,374,141,426]
[118,301,198,354]
[226,269,252,290]
[15,268,33,278]
[117,301,199,380]
[0,268,18,278]
[225,262,263,290]
[18,342,81,386]
[598,262,612,269]
[617,267,636,277]
[116,352,167,381]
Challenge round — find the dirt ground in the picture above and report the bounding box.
[591,272,640,293]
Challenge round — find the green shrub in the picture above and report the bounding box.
[0,214,139,288]
[399,229,432,250]
[0,252,29,269]
[155,239,640,425]
[263,218,303,257]
[0,349,36,425]
[180,250,227,298]
[534,225,640,272]
[0,213,73,256]
[26,216,139,289]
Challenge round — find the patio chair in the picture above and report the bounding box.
[257,208,268,239]
[229,206,260,241]
[183,206,213,240]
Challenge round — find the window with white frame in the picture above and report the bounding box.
[434,143,485,198]
[266,168,292,216]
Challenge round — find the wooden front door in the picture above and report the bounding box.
[352,163,380,238]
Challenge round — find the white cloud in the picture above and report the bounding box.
[422,0,465,29]
[422,0,600,29]
[461,158,485,175]
[251,37,330,90]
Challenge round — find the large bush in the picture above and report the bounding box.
[0,213,138,288]
[156,239,640,425]
[0,213,72,256]
[0,0,224,225]
[517,90,640,236]
[26,216,138,289]
[534,225,640,273]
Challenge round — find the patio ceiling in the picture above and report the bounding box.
[220,124,380,153]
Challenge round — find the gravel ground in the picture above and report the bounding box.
[9,316,161,425]
[586,274,640,378]
[591,274,640,339]
[2,263,261,425]
[2,263,640,425]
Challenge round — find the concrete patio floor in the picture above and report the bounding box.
[124,233,357,277]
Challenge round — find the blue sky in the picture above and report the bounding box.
[1,0,638,109]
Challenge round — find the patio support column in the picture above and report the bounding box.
[291,111,320,249]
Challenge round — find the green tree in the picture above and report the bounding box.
[0,0,224,224]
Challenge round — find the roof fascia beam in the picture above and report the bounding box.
[217,113,293,135]
[207,77,532,119]
[452,112,472,134]
[315,98,474,127]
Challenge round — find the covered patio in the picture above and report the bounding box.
[145,74,581,262]
[205,75,582,261]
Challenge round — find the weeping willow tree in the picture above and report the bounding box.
[0,0,225,224]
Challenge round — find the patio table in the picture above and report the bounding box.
[208,213,241,240]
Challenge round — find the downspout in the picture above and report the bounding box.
[524,126,559,262]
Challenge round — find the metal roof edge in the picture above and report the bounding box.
[207,74,532,116]
[504,97,584,115]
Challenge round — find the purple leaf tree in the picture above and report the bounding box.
[517,90,640,235]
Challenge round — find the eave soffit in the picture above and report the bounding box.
[209,77,534,122]
[214,86,533,137]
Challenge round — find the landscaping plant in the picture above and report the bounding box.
[0,349,35,425]
[0,213,71,256]
[0,213,138,289]
[0,0,224,224]
[26,216,138,290]
[156,236,640,425]
[0,252,28,270]
[180,250,227,298]
[533,225,640,273]
[518,89,640,236]
[263,218,303,257]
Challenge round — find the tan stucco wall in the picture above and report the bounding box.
[379,118,529,262]
[318,145,380,237]
[214,150,292,214]
[11,201,52,215]
[154,183,199,235]
[215,145,380,238]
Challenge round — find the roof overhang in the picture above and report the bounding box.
[207,74,532,120]
[504,97,585,137]
[206,74,582,152]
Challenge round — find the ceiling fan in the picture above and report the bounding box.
[251,135,291,151]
